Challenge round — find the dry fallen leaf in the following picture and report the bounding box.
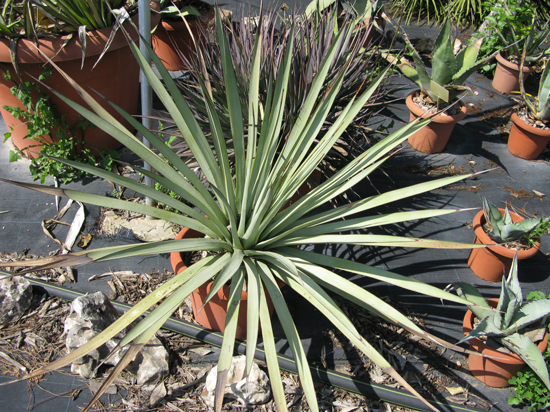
[533,190,546,197]
[150,382,167,406]
[77,233,93,248]
[445,386,465,396]
[189,347,213,356]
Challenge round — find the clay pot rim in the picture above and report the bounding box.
[405,90,467,124]
[463,298,548,362]
[496,52,537,74]
[472,208,540,259]
[511,112,550,138]
[0,13,159,64]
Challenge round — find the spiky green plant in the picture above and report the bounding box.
[454,254,550,391]
[483,198,549,247]
[518,47,550,122]
[385,20,497,109]
[0,9,485,412]
[174,7,383,176]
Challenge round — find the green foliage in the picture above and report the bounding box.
[455,256,550,391]
[483,198,549,247]
[473,0,550,74]
[508,291,550,412]
[2,70,119,184]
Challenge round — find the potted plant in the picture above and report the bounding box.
[151,0,214,71]
[0,0,158,157]
[507,48,550,160]
[481,1,550,94]
[385,20,497,153]
[468,198,549,282]
[0,10,485,412]
[454,254,550,389]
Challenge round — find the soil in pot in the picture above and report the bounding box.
[492,53,537,94]
[463,298,548,388]
[508,111,550,160]
[467,208,540,282]
[405,91,467,154]
[152,2,215,71]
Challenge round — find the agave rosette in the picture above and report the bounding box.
[0,9,484,412]
[455,255,550,391]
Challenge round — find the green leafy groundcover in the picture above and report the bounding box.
[509,291,550,412]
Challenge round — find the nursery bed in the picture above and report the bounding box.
[1,6,550,412]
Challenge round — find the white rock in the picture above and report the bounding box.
[64,291,169,384]
[202,355,271,407]
[0,276,33,324]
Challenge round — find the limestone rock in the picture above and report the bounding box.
[0,276,33,324]
[202,355,271,407]
[100,210,179,242]
[64,291,169,384]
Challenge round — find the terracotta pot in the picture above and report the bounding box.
[0,13,159,158]
[508,112,550,160]
[152,4,214,71]
[492,53,536,94]
[467,209,540,282]
[463,298,548,388]
[405,91,467,154]
[170,226,276,341]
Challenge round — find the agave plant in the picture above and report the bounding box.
[454,254,550,390]
[385,20,497,109]
[174,7,384,176]
[518,44,550,122]
[483,198,549,247]
[0,9,484,412]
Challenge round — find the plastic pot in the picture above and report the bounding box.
[463,298,548,388]
[492,53,536,94]
[467,209,540,282]
[405,91,467,154]
[508,112,550,160]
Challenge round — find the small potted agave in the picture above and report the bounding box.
[386,20,496,153]
[468,198,549,282]
[507,47,550,160]
[454,255,550,388]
